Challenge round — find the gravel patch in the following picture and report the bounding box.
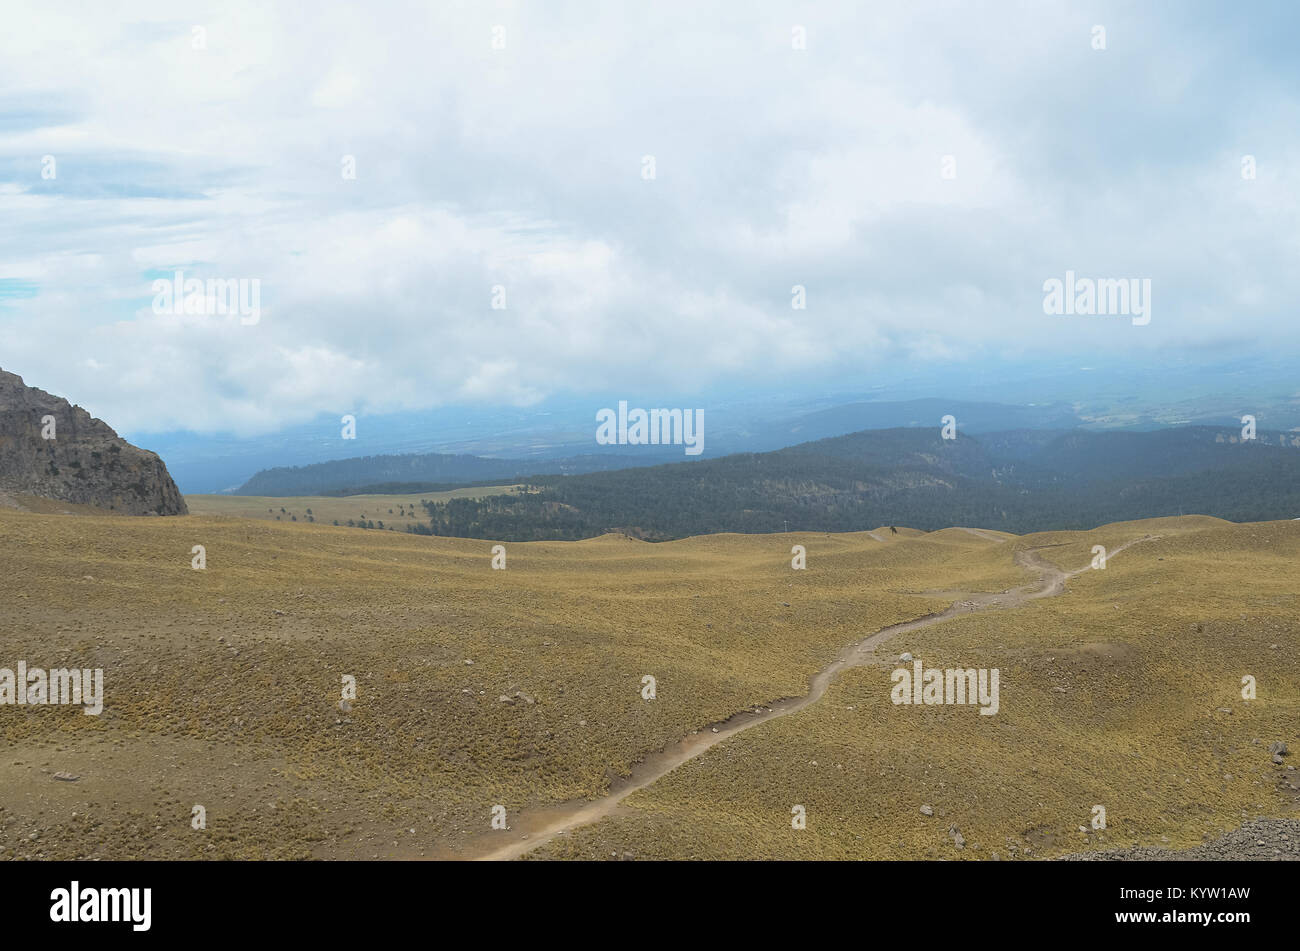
[1059,818,1300,861]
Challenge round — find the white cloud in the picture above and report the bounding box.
[1,0,1298,433]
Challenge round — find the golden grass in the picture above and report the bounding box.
[185,485,522,532]
[0,509,1293,860]
[533,519,1300,859]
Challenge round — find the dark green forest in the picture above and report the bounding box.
[405,427,1300,541]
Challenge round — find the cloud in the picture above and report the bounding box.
[0,0,1298,433]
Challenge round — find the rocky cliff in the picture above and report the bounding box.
[0,368,187,515]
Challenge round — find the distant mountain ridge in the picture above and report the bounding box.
[402,425,1300,540]
[231,398,1088,496]
[0,368,187,515]
[234,449,685,496]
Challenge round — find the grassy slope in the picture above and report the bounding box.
[185,485,521,532]
[0,511,1021,858]
[533,518,1300,859]
[0,511,1293,860]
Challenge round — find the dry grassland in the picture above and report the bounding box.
[0,510,1293,860]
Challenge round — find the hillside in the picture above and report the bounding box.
[235,450,682,496]
[532,516,1300,860]
[0,368,186,516]
[186,485,523,532]
[0,508,1293,860]
[407,426,1300,540]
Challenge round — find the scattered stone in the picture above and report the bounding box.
[919,804,933,816]
[900,652,913,662]
[1268,741,1288,756]
[52,772,78,782]
[1062,818,1300,861]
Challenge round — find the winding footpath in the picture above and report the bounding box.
[470,533,1159,861]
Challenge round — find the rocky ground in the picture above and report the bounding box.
[1061,817,1300,860]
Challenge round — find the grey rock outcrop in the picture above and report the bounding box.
[0,368,187,515]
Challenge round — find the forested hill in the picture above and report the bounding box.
[235,449,682,496]
[407,426,1300,541]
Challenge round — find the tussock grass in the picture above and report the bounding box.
[533,519,1300,860]
[1,510,1291,859]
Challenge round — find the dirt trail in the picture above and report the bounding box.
[469,534,1159,861]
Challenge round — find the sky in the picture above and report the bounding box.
[1,0,1298,438]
